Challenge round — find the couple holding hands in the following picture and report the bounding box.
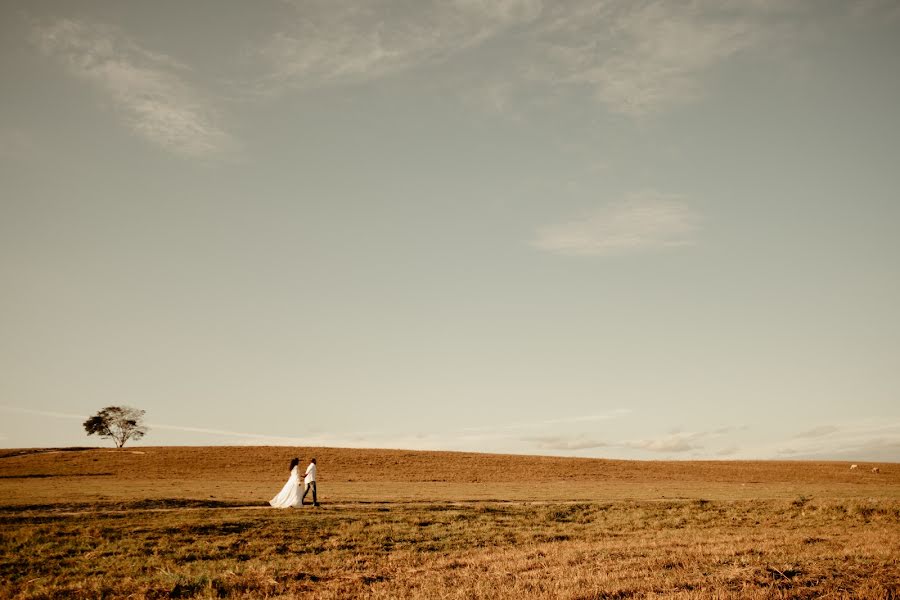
[270,457,318,508]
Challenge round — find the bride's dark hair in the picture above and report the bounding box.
[289,457,300,471]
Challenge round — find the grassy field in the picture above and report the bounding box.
[1,447,898,598]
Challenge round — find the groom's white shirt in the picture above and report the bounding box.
[304,462,316,485]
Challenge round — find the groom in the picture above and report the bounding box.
[301,458,319,507]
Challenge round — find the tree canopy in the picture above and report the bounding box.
[83,406,148,448]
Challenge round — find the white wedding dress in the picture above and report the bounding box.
[269,465,303,508]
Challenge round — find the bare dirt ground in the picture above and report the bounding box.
[1,447,898,598]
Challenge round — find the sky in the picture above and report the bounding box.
[1,0,899,461]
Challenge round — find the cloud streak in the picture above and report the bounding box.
[0,406,86,421]
[776,421,900,461]
[256,0,542,93]
[6,405,896,461]
[525,434,609,451]
[794,425,840,439]
[624,431,707,453]
[33,19,233,158]
[0,405,305,445]
[532,1,772,116]
[534,190,700,256]
[0,405,518,451]
[524,425,749,456]
[463,409,632,434]
[252,1,786,118]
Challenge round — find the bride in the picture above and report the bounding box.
[270,457,303,508]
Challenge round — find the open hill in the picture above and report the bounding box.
[2,447,899,598]
[1,446,895,507]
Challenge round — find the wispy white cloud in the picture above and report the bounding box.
[525,434,609,451]
[520,428,737,454]
[625,426,751,455]
[495,1,900,118]
[0,405,305,445]
[523,425,743,456]
[0,405,525,451]
[387,421,899,460]
[532,1,772,116]
[147,423,307,445]
[0,406,85,421]
[794,425,840,439]
[253,0,771,117]
[33,19,233,158]
[464,408,632,433]
[534,190,700,256]
[147,423,491,450]
[544,408,632,425]
[776,421,900,461]
[256,0,541,93]
[8,404,895,462]
[624,431,707,453]
[249,1,899,119]
[716,445,739,457]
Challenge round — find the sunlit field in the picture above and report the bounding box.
[1,447,898,598]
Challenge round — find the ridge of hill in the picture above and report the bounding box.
[1,446,896,507]
[0,445,895,482]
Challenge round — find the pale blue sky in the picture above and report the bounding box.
[2,0,899,460]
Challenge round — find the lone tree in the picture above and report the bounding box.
[83,406,148,448]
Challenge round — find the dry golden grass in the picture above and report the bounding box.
[1,446,898,599]
[1,446,896,505]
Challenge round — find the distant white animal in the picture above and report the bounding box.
[872,467,880,474]
[850,464,858,470]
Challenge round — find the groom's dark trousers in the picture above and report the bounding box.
[302,482,317,505]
